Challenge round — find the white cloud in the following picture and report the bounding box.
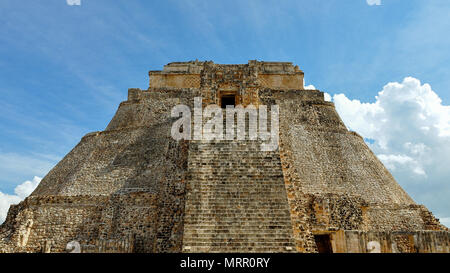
[14,176,42,200]
[0,176,42,224]
[66,0,81,6]
[366,0,381,6]
[303,79,316,90]
[0,193,21,225]
[332,76,450,219]
[0,153,54,188]
[304,84,316,90]
[377,154,426,176]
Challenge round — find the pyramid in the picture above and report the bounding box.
[1,60,448,253]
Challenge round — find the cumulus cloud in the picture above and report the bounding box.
[14,176,41,199]
[0,176,41,224]
[366,0,381,6]
[304,84,316,90]
[332,76,450,219]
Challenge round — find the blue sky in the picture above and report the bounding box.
[1,0,450,224]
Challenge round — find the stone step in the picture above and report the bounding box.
[183,139,295,252]
[184,215,290,219]
[184,249,295,253]
[184,222,292,225]
[184,225,293,229]
[185,205,289,208]
[182,242,295,247]
[183,232,294,238]
[184,232,294,236]
[183,214,292,219]
[184,222,292,226]
[184,215,292,219]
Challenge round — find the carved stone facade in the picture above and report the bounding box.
[0,61,448,253]
[149,60,304,106]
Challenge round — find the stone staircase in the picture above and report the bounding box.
[182,132,297,252]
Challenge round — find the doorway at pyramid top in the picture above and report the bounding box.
[219,91,239,109]
[215,87,258,108]
[221,94,236,109]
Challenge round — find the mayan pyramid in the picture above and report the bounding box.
[0,60,448,253]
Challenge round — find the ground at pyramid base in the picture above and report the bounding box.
[1,60,448,253]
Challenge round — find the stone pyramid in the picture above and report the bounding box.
[0,61,448,253]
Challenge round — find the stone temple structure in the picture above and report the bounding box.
[1,60,449,253]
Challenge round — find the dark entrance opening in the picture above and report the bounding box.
[314,234,333,253]
[221,95,236,108]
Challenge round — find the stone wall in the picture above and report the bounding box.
[0,191,183,253]
[0,89,193,253]
[0,196,106,252]
[274,90,415,205]
[149,61,304,104]
[331,230,450,253]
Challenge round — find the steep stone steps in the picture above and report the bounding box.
[182,138,296,252]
